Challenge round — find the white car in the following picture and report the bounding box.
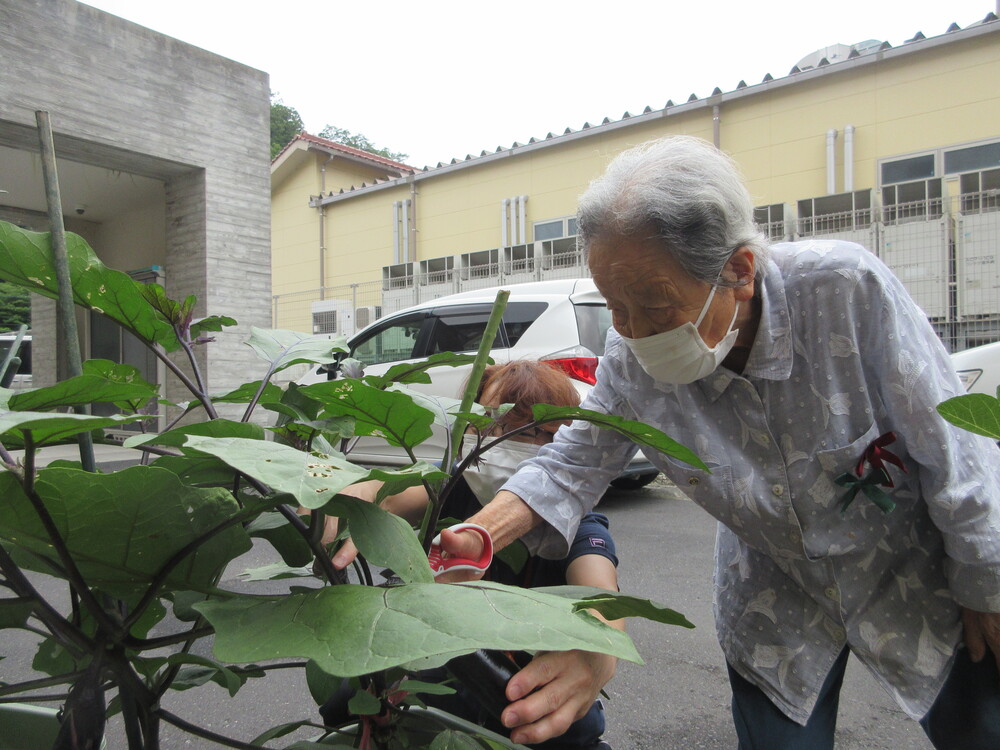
[298,278,660,489]
[950,341,1000,396]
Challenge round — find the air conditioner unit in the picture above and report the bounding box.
[311,299,353,335]
[355,305,383,330]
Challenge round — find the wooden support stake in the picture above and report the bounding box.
[35,110,95,472]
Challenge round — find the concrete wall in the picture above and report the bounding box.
[0,0,271,414]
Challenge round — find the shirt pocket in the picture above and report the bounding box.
[799,420,889,556]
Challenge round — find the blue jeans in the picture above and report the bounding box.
[728,646,1000,750]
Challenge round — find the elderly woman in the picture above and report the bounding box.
[442,136,1000,749]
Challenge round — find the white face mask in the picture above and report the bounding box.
[460,434,542,505]
[621,284,739,385]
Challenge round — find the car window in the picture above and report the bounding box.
[352,314,426,365]
[574,303,613,356]
[502,302,548,346]
[427,311,493,354]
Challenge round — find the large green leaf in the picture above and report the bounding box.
[81,359,160,411]
[195,581,641,677]
[366,462,451,502]
[531,404,707,471]
[390,383,486,432]
[302,379,436,448]
[0,411,147,446]
[8,369,157,412]
[429,731,485,750]
[180,437,369,508]
[212,379,284,405]
[122,418,265,450]
[937,393,1000,440]
[535,586,694,628]
[0,222,179,350]
[246,327,348,374]
[0,598,35,630]
[245,511,313,567]
[181,439,436,580]
[189,315,237,340]
[315,494,433,583]
[0,467,251,596]
[373,353,484,387]
[149,454,238,487]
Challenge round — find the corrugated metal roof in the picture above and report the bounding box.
[314,13,998,206]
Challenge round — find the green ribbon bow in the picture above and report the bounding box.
[835,467,897,515]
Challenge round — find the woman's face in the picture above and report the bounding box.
[588,234,753,344]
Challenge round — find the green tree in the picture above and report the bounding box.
[270,91,304,159]
[319,124,409,163]
[0,279,30,331]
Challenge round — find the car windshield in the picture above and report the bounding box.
[573,304,613,356]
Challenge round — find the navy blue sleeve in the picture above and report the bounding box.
[566,512,618,568]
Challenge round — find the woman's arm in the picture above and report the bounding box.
[499,552,623,745]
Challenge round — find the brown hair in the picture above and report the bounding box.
[474,360,580,435]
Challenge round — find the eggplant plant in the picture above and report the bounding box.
[0,220,703,750]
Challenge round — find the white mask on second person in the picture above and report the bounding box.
[621,284,739,385]
[460,434,542,505]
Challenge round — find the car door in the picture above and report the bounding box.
[345,304,511,466]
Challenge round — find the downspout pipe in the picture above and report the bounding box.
[826,129,838,194]
[392,201,401,265]
[402,199,411,263]
[409,180,418,261]
[844,125,855,192]
[501,199,509,247]
[319,155,334,299]
[518,195,527,245]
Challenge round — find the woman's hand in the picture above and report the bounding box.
[963,607,1000,674]
[434,526,488,582]
[501,649,617,745]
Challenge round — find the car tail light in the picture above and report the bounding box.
[543,356,598,385]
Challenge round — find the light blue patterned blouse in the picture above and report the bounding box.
[503,240,1000,724]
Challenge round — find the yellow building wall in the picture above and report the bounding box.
[273,29,1000,326]
[272,151,407,297]
[723,32,1000,207]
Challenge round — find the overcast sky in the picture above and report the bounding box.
[82,0,995,168]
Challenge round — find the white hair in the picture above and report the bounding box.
[577,136,770,285]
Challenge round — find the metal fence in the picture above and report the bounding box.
[274,199,1000,353]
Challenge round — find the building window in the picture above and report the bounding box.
[533,216,577,242]
[796,191,872,235]
[881,178,943,224]
[881,154,936,185]
[959,168,1000,214]
[944,141,1000,175]
[754,204,788,240]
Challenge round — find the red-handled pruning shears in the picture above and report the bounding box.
[428,523,493,578]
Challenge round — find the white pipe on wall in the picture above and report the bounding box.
[518,195,527,245]
[844,125,855,192]
[392,201,400,265]
[826,129,838,194]
[402,199,411,262]
[501,198,509,247]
